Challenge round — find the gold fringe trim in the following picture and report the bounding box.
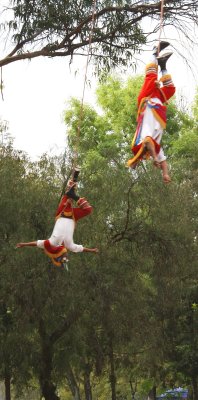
[44,247,67,259]
[145,62,158,74]
[152,109,166,129]
[160,74,172,82]
[127,137,154,168]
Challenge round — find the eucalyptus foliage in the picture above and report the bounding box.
[0,0,197,71]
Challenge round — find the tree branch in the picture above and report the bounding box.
[0,0,197,68]
[50,309,81,344]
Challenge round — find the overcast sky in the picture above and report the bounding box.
[0,8,197,160]
[0,56,98,159]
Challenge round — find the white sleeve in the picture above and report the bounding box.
[37,240,45,249]
[65,242,84,253]
[156,147,166,162]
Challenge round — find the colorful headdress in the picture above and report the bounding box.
[43,240,67,267]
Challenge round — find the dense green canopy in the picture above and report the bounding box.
[0,77,197,400]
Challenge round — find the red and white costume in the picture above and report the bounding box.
[37,195,92,266]
[127,59,176,167]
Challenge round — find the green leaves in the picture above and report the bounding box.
[0,73,197,398]
[1,0,197,70]
[61,75,198,397]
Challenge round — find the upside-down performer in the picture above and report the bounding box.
[127,41,176,183]
[16,168,98,269]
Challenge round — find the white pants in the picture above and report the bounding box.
[140,97,166,163]
[37,217,83,253]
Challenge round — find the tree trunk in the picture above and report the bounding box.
[148,386,156,400]
[41,380,60,400]
[4,369,11,400]
[39,340,59,400]
[129,379,137,400]
[66,364,81,400]
[84,365,92,400]
[109,337,116,400]
[38,318,60,400]
[192,376,198,400]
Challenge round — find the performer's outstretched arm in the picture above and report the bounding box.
[16,242,37,248]
[16,242,99,253]
[83,247,99,253]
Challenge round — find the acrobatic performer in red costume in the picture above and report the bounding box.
[16,168,98,268]
[127,41,176,183]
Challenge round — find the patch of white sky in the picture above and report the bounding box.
[0,2,197,160]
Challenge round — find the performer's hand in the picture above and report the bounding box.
[16,243,24,248]
[83,247,99,253]
[163,174,171,184]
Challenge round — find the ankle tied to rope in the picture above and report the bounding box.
[65,184,80,202]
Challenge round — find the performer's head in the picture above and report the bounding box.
[53,251,69,268]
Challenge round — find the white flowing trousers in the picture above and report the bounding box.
[140,97,166,163]
[37,217,83,253]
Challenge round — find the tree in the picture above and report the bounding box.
[0,0,197,70]
[0,75,197,400]
[164,92,198,400]
[0,133,35,400]
[0,134,74,400]
[63,74,198,399]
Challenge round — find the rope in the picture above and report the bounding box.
[157,0,165,55]
[60,0,97,197]
[1,67,4,101]
[72,0,97,172]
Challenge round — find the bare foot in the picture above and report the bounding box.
[163,174,171,184]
